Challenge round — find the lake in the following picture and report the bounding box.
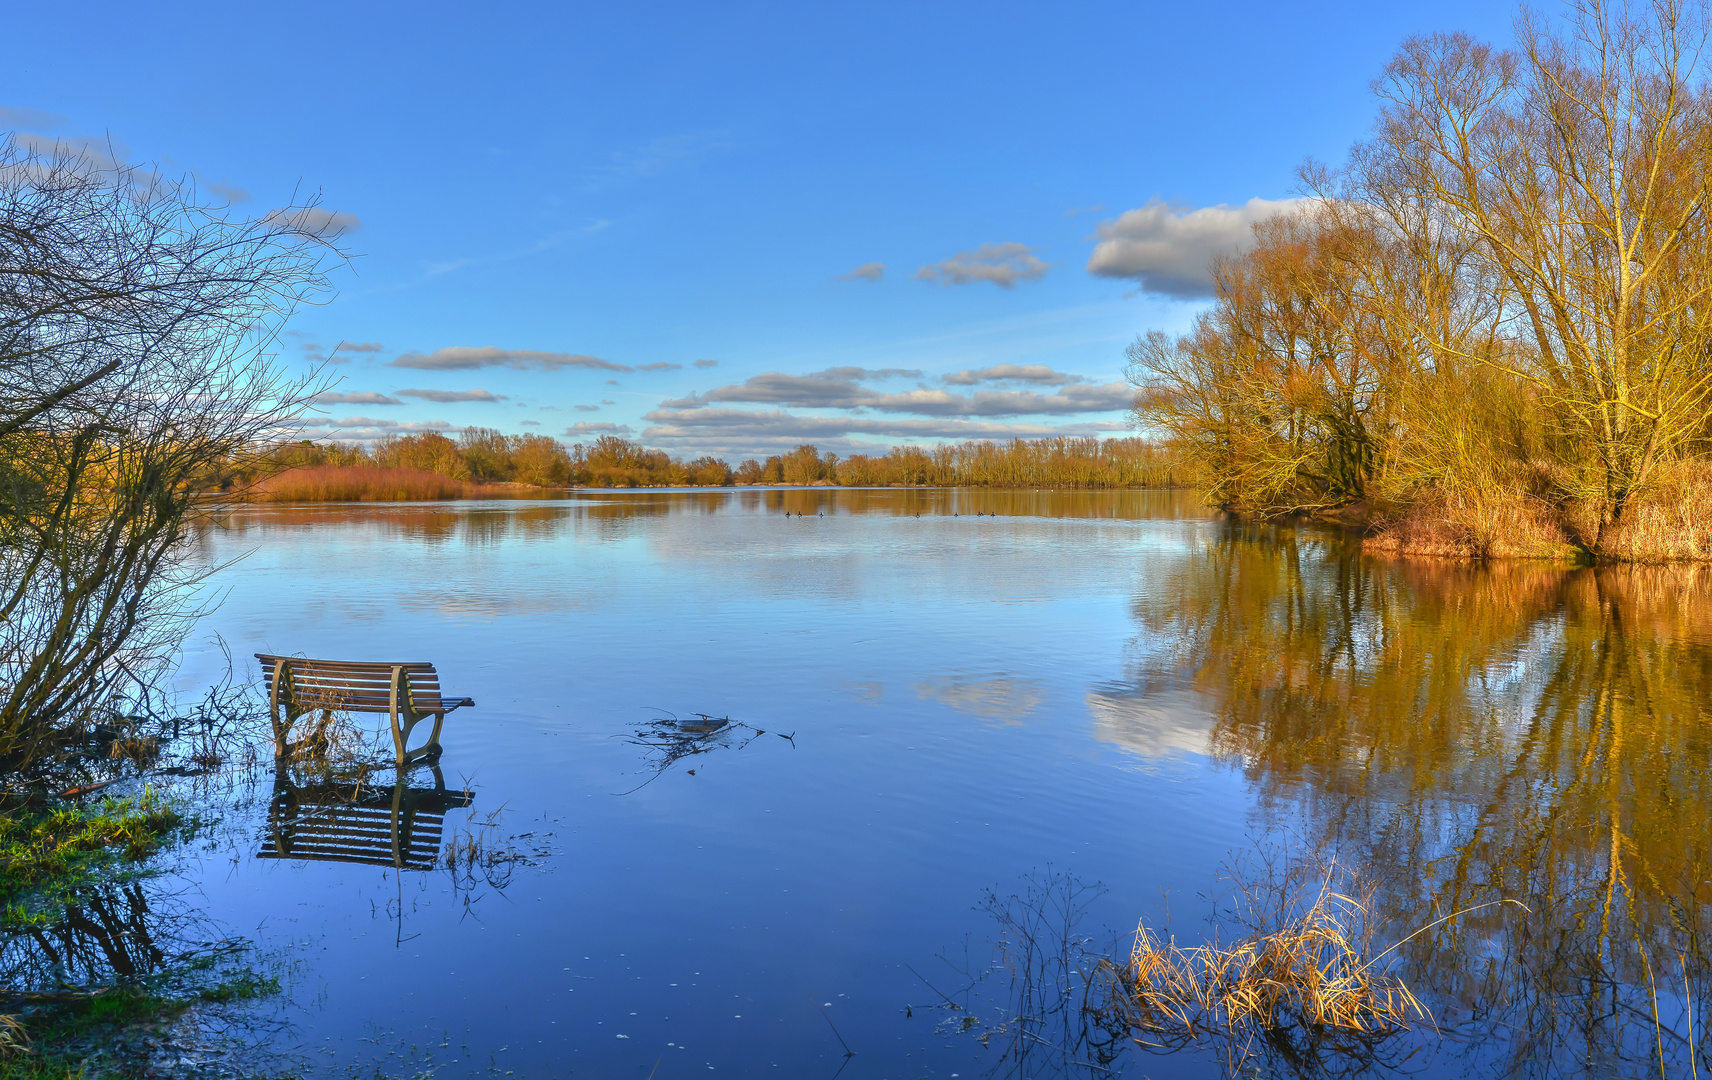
[137,488,1712,1077]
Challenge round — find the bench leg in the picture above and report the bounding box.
[390,710,446,767]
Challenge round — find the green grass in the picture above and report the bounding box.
[0,791,186,927]
[0,969,282,1079]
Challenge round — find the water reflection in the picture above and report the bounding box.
[0,880,176,992]
[260,764,475,871]
[1118,524,1712,1076]
[195,488,1205,546]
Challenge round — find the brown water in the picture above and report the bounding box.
[43,489,1712,1077]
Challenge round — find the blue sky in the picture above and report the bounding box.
[4,0,1513,461]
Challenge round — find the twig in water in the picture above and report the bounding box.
[905,963,963,1011]
[813,999,855,1058]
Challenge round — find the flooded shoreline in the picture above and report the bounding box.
[82,488,1704,1077]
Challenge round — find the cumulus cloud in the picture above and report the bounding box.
[310,391,403,406]
[262,206,362,237]
[521,420,541,427]
[694,359,719,368]
[635,362,682,371]
[396,388,507,403]
[1085,197,1306,298]
[661,370,1130,417]
[600,399,615,405]
[564,422,634,436]
[340,341,385,353]
[840,262,885,282]
[574,404,601,412]
[391,347,630,372]
[916,242,1049,288]
[942,364,1083,386]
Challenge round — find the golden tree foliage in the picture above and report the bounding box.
[1132,0,1712,558]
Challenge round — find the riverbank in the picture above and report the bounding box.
[1352,465,1712,563]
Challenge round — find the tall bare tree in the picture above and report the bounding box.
[0,136,342,773]
[1362,0,1712,536]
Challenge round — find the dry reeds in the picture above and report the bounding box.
[1121,883,1427,1053]
[247,465,483,502]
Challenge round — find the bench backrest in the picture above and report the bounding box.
[255,654,451,715]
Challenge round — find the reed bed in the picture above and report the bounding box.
[1121,886,1427,1052]
[246,465,484,502]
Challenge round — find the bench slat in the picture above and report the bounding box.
[256,654,435,671]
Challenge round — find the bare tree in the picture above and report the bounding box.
[1362,0,1712,537]
[0,136,343,773]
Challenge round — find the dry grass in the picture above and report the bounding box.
[1364,479,1578,561]
[246,465,484,502]
[1123,883,1428,1051]
[1596,459,1712,563]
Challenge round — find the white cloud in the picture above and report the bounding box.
[694,359,719,368]
[942,364,1083,386]
[286,418,457,443]
[574,404,601,412]
[916,242,1049,288]
[564,422,634,436]
[262,206,362,237]
[201,179,250,202]
[839,262,885,283]
[1085,197,1306,298]
[0,106,69,130]
[639,407,1126,459]
[396,388,507,403]
[391,347,629,372]
[635,362,682,371]
[310,391,403,406]
[662,370,1130,417]
[340,341,386,353]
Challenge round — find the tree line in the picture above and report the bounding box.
[1129,1,1712,561]
[234,431,1181,496]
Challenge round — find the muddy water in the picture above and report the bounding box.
[157,489,1710,1078]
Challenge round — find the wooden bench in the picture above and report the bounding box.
[256,654,475,767]
[259,767,475,871]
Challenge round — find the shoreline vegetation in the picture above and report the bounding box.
[1125,4,1712,565]
[227,431,1185,502]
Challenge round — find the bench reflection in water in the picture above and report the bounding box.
[259,765,474,871]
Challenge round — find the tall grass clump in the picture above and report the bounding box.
[249,465,480,502]
[1119,880,1427,1058]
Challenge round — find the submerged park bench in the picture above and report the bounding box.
[255,654,475,767]
[259,767,475,871]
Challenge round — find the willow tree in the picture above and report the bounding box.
[0,137,340,773]
[1360,0,1712,539]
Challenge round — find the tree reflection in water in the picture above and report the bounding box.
[0,878,181,993]
[1117,521,1712,1076]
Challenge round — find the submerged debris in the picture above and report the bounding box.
[615,710,794,793]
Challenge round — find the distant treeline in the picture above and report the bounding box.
[735,437,1178,488]
[223,431,1180,500]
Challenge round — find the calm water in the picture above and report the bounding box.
[96,490,1712,1076]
